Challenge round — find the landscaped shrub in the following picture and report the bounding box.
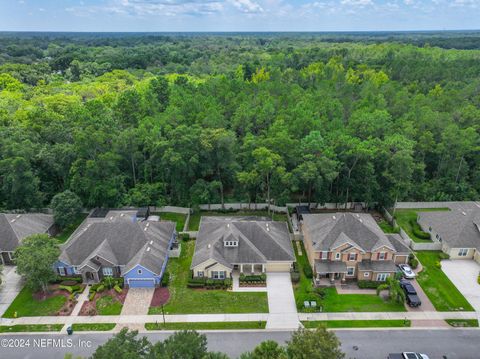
[438,252,450,260]
[114,284,122,293]
[61,280,79,286]
[435,261,442,269]
[477,273,480,285]
[358,280,382,289]
[89,292,96,301]
[182,233,191,241]
[408,254,419,269]
[290,271,300,283]
[59,284,81,293]
[409,219,430,239]
[303,265,313,279]
[187,277,206,288]
[161,272,170,287]
[224,278,232,288]
[102,277,116,289]
[239,274,266,283]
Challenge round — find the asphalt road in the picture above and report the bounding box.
[0,329,479,359]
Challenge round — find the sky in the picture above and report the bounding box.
[1,0,479,32]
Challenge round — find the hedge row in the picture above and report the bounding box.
[239,274,267,283]
[357,280,383,289]
[409,219,430,240]
[187,277,232,289]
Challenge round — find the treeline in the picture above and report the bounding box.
[0,34,479,211]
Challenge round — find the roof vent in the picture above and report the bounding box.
[150,240,153,245]
[16,214,21,218]
[146,247,151,252]
[110,216,114,220]
[10,219,16,223]
[359,219,363,223]
[461,211,466,216]
[207,244,211,249]
[227,223,230,228]
[146,223,150,227]
[144,227,148,231]
[120,213,125,217]
[332,215,336,220]
[355,214,360,218]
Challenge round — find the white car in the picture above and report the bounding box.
[398,264,416,279]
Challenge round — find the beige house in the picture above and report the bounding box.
[191,216,295,279]
[301,213,410,285]
[418,204,480,264]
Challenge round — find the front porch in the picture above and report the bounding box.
[314,260,347,287]
[233,263,266,275]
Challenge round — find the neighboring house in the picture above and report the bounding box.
[0,213,56,265]
[191,216,295,279]
[54,209,176,288]
[301,213,410,284]
[418,204,480,263]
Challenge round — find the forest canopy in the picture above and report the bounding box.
[0,32,479,210]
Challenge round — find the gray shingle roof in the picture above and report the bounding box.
[301,213,395,253]
[386,234,411,254]
[418,205,480,250]
[0,213,54,252]
[191,216,294,269]
[60,210,175,276]
[358,260,397,272]
[315,260,347,274]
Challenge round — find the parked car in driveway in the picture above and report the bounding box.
[398,264,416,279]
[388,353,430,359]
[400,280,422,307]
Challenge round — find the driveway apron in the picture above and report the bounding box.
[0,266,23,317]
[265,272,300,329]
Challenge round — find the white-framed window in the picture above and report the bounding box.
[57,267,66,276]
[137,269,142,275]
[378,252,386,261]
[376,273,390,281]
[212,271,226,279]
[458,248,469,257]
[73,266,80,275]
[348,253,356,261]
[102,267,113,276]
[224,241,238,247]
[363,272,370,277]
[197,271,204,277]
[321,251,328,260]
[335,252,341,260]
[346,267,355,276]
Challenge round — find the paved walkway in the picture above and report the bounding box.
[441,260,480,313]
[265,273,300,329]
[116,288,155,331]
[231,272,267,292]
[0,266,23,317]
[71,286,90,316]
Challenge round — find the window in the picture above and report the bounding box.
[321,251,328,260]
[458,248,469,257]
[224,241,238,247]
[57,267,66,276]
[363,272,370,277]
[378,252,386,261]
[376,273,390,281]
[211,271,226,279]
[137,269,142,275]
[429,226,432,232]
[335,252,341,260]
[348,253,356,261]
[102,267,113,276]
[73,266,80,275]
[346,267,355,276]
[197,271,204,277]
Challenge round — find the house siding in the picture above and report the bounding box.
[448,247,475,259]
[53,260,76,276]
[124,264,162,287]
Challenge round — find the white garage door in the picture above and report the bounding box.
[266,262,292,272]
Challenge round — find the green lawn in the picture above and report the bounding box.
[145,321,266,331]
[0,324,63,333]
[415,251,474,311]
[378,220,399,234]
[445,319,479,327]
[96,295,123,315]
[188,210,288,231]
[2,287,67,318]
[292,242,405,312]
[149,240,268,314]
[154,212,187,232]
[54,213,88,243]
[302,320,411,328]
[394,208,449,242]
[72,323,116,331]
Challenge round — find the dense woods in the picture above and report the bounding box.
[1,32,480,210]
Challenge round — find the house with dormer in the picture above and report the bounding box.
[54,209,176,288]
[301,213,410,284]
[191,216,295,279]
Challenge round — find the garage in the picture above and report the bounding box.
[127,278,156,288]
[266,262,293,272]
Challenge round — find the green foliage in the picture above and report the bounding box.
[286,328,345,359]
[409,219,431,240]
[91,328,151,359]
[151,330,208,359]
[303,264,313,279]
[114,285,122,294]
[357,281,382,289]
[14,234,60,293]
[50,190,83,228]
[161,272,170,287]
[376,277,405,304]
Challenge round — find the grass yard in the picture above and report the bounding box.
[96,295,123,315]
[72,323,116,331]
[54,213,88,243]
[415,251,474,311]
[154,212,187,232]
[149,240,268,314]
[378,220,399,234]
[0,324,63,333]
[445,319,479,327]
[292,242,405,312]
[2,287,67,318]
[302,320,411,328]
[145,321,266,331]
[188,210,288,231]
[394,208,449,242]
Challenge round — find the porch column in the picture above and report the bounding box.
[251,264,254,273]
[262,264,265,273]
[240,264,243,273]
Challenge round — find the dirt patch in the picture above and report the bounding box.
[150,287,170,307]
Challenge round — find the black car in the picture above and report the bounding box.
[400,280,422,307]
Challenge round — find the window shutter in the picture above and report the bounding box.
[355,253,358,261]
[377,252,380,260]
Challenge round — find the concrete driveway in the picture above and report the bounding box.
[265,272,300,329]
[441,260,480,312]
[0,266,23,317]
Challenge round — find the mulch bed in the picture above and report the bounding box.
[79,287,129,316]
[32,284,81,316]
[150,287,170,307]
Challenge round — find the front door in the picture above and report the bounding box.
[85,272,95,281]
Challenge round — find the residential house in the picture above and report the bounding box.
[54,209,176,287]
[418,203,480,263]
[0,213,56,265]
[191,216,295,279]
[301,213,410,284]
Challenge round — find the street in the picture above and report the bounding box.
[1,329,480,359]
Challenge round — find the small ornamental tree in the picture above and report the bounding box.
[286,327,345,359]
[14,234,60,294]
[51,190,83,228]
[91,328,151,359]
